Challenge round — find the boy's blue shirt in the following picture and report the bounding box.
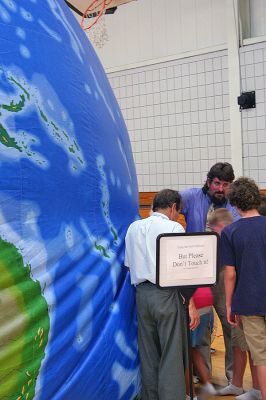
[221,215,266,315]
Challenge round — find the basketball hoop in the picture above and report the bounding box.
[85,13,109,48]
[81,1,113,48]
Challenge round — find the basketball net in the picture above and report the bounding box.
[81,0,112,48]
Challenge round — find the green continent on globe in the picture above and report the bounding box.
[0,124,22,152]
[2,94,26,112]
[0,71,85,170]
[0,236,50,400]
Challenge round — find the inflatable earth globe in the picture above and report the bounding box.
[0,0,140,399]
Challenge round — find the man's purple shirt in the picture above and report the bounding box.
[180,187,240,232]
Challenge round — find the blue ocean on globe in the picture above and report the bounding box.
[0,0,140,399]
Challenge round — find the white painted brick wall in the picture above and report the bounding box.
[108,50,231,191]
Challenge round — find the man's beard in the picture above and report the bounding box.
[209,192,226,206]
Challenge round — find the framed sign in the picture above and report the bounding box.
[156,232,219,288]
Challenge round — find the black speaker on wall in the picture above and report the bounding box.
[237,91,256,110]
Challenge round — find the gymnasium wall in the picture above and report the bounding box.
[240,42,266,188]
[87,0,266,191]
[96,0,227,70]
[108,50,231,192]
[249,0,266,38]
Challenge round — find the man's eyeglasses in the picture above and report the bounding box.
[211,179,231,189]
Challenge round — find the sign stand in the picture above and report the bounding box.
[156,232,219,400]
[185,301,194,400]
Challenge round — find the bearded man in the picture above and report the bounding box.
[180,162,239,384]
[181,162,239,233]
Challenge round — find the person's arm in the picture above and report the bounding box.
[188,297,200,330]
[124,225,132,268]
[180,189,191,217]
[224,265,238,326]
[220,229,238,326]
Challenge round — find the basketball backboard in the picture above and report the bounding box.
[66,0,137,16]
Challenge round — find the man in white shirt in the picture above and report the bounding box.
[125,189,197,400]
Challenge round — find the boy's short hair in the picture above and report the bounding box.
[208,208,234,227]
[258,194,266,216]
[152,189,181,212]
[228,177,261,211]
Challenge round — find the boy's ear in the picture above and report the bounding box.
[211,221,226,234]
[218,221,226,229]
[209,222,219,233]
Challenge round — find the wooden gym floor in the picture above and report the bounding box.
[196,322,252,400]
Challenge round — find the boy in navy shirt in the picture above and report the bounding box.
[221,177,266,400]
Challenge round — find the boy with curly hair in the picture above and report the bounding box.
[209,209,261,399]
[221,177,266,400]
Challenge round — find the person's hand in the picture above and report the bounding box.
[226,306,238,327]
[189,299,200,330]
[237,315,243,329]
